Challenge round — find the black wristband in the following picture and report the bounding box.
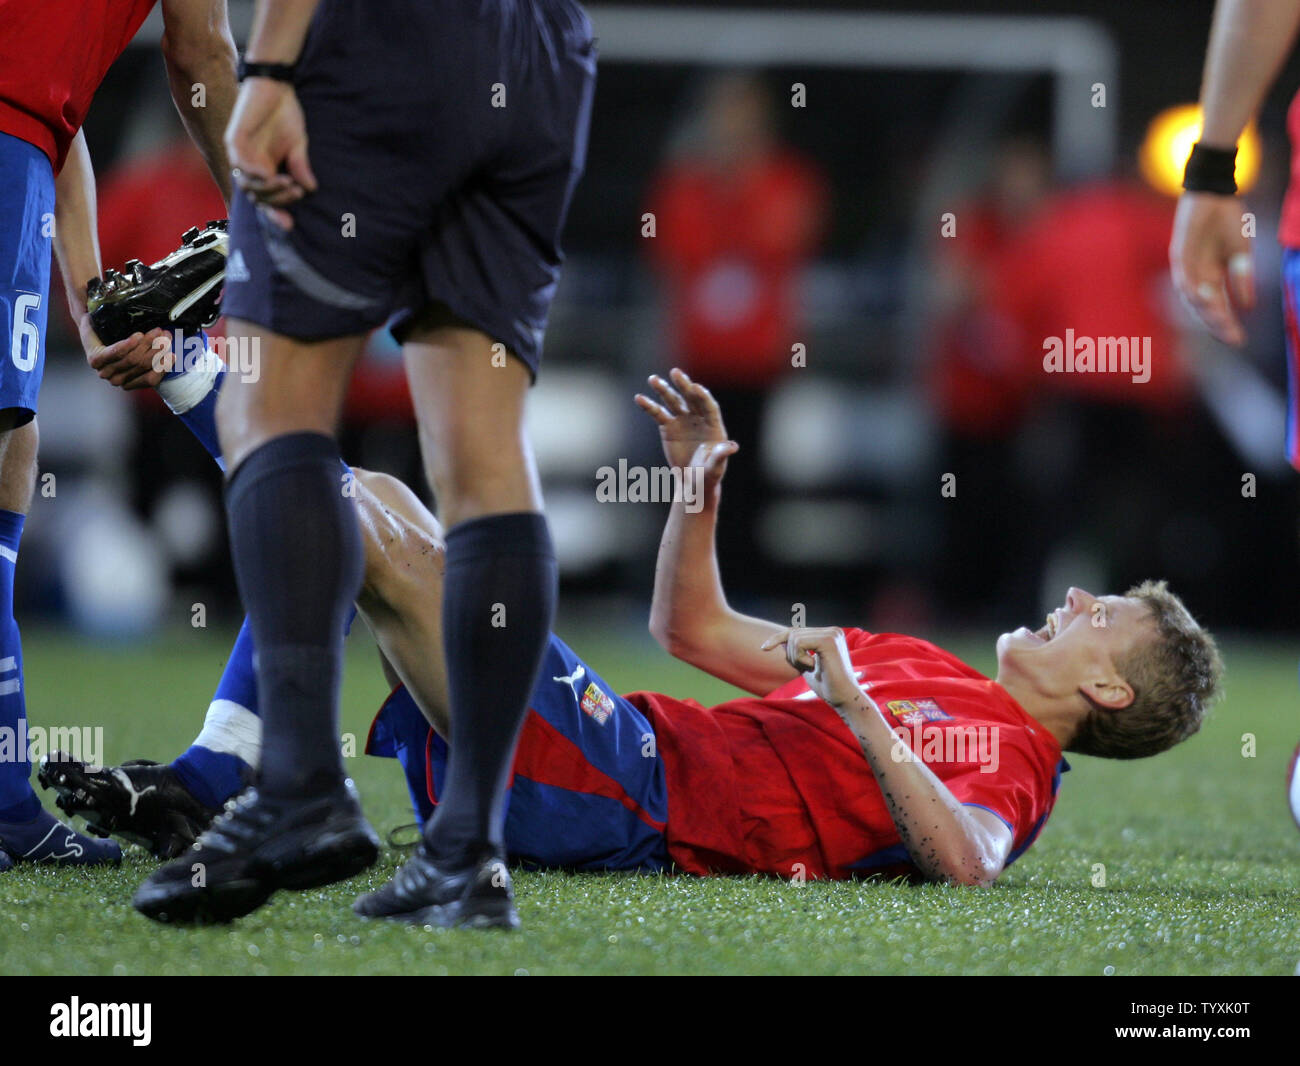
[237,58,297,83]
[1182,142,1238,195]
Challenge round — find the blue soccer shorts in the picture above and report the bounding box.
[366,633,669,871]
[0,132,54,425]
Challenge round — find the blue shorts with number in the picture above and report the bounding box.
[1281,248,1300,470]
[0,132,53,424]
[365,633,670,871]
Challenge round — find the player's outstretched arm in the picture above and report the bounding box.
[1170,0,1300,345]
[160,0,239,205]
[762,627,1014,887]
[53,130,170,389]
[638,369,798,696]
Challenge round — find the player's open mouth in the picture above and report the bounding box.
[1032,613,1060,643]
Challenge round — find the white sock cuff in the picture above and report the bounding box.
[192,699,261,768]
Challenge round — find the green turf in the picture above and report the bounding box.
[2,623,1299,975]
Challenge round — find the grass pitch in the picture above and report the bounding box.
[2,622,1298,976]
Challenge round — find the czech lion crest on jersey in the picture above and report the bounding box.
[581,683,615,725]
[886,698,952,726]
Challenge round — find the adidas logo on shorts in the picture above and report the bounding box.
[226,250,251,283]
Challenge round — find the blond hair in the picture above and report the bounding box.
[1068,580,1222,759]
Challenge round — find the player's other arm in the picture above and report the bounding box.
[1171,0,1300,344]
[638,370,799,696]
[53,132,102,324]
[54,131,168,388]
[160,0,239,205]
[763,627,1014,887]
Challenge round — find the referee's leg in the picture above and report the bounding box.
[133,326,384,921]
[216,323,366,801]
[401,317,554,870]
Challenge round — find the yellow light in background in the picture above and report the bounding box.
[1140,103,1262,197]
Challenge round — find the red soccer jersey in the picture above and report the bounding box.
[625,629,1067,880]
[0,0,157,173]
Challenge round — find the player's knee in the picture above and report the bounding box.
[352,473,408,607]
[0,419,40,512]
[352,469,443,614]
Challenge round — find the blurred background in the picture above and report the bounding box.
[34,0,1300,651]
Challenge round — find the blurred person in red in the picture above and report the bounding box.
[990,164,1227,612]
[645,73,827,590]
[928,138,1052,439]
[997,180,1189,410]
[928,139,1052,620]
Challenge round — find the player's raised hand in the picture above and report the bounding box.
[760,626,861,710]
[78,313,172,392]
[686,439,739,502]
[1170,191,1255,346]
[225,78,317,231]
[634,368,733,472]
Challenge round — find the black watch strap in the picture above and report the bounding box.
[237,58,297,83]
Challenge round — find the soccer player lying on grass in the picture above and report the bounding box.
[44,363,1222,911]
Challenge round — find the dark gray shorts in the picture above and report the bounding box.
[222,0,596,375]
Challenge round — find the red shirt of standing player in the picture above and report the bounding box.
[1275,90,1300,469]
[0,0,157,173]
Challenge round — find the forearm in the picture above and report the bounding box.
[52,131,102,319]
[836,692,1004,886]
[1198,0,1300,146]
[649,479,795,693]
[246,0,322,62]
[639,372,793,692]
[164,42,238,204]
[649,498,728,650]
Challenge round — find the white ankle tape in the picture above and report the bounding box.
[192,699,262,768]
[156,355,223,415]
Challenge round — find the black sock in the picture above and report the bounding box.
[429,511,557,861]
[225,433,363,798]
